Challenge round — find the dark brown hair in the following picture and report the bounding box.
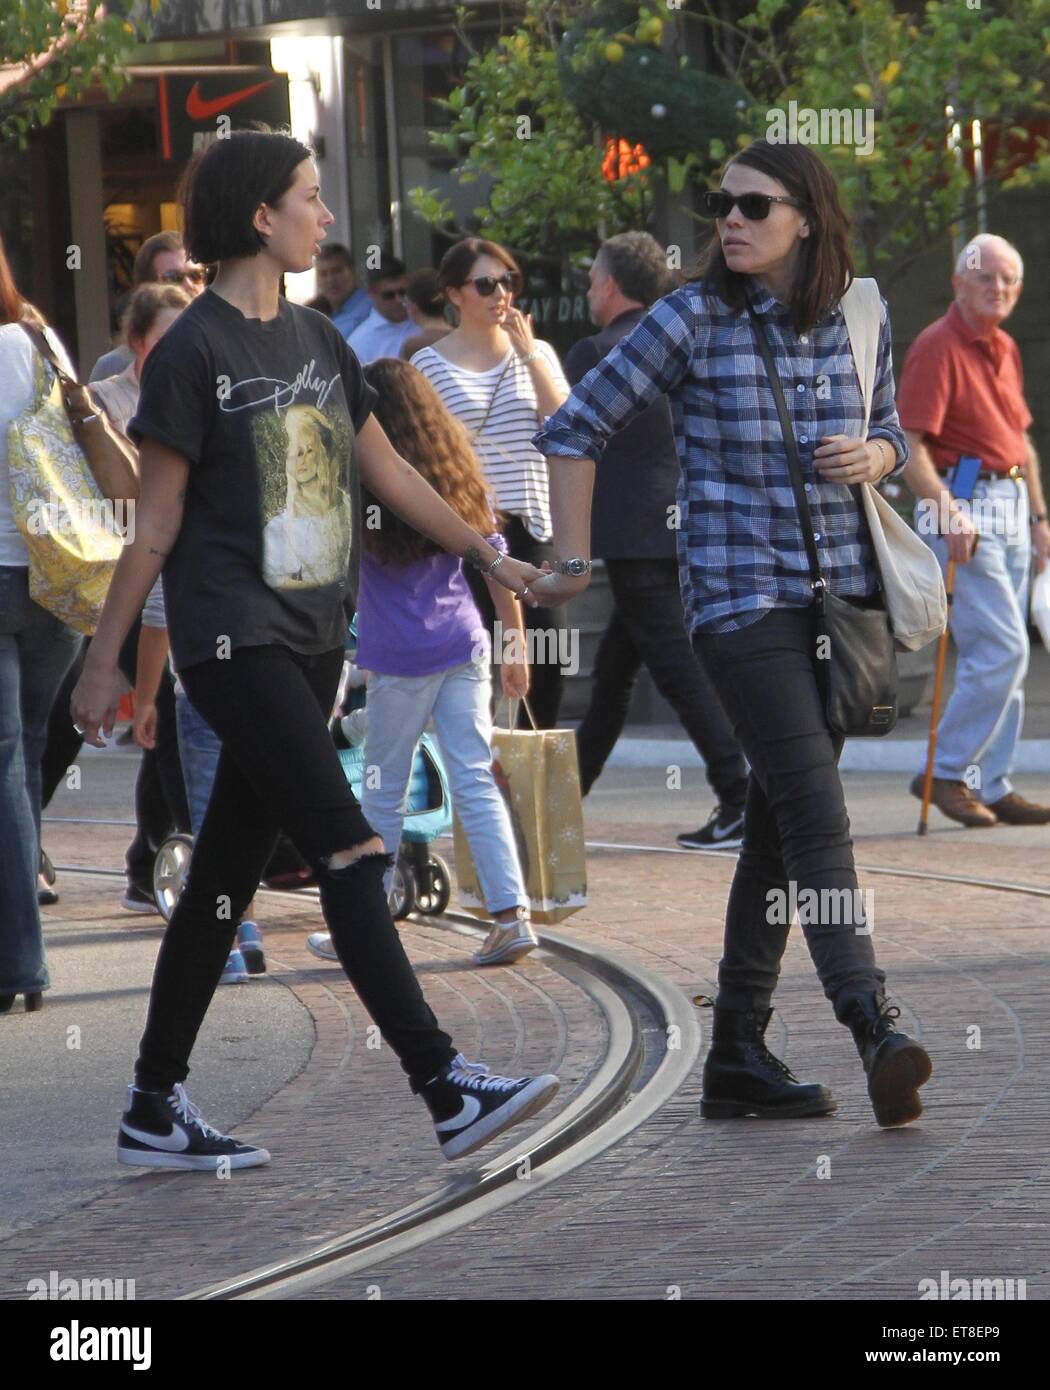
[436,238,523,298]
[0,233,23,325]
[132,231,184,286]
[691,139,854,334]
[122,282,192,347]
[361,358,496,565]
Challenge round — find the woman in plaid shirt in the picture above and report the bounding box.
[534,140,933,1130]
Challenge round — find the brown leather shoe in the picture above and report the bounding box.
[909,775,997,827]
[986,792,1050,825]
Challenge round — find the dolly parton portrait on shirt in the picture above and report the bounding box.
[257,404,353,591]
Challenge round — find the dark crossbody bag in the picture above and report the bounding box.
[747,306,898,738]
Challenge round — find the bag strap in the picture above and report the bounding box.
[474,352,516,440]
[20,322,75,386]
[498,694,539,729]
[838,278,881,433]
[746,304,825,596]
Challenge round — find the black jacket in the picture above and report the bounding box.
[564,307,680,560]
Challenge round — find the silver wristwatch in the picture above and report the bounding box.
[557,557,591,578]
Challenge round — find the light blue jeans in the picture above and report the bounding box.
[920,477,1030,804]
[362,658,527,915]
[0,567,82,993]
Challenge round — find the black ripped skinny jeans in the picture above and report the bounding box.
[134,644,455,1092]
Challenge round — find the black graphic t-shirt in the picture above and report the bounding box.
[130,289,377,671]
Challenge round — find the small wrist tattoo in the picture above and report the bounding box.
[464,546,484,571]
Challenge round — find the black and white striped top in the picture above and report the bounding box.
[411,341,569,541]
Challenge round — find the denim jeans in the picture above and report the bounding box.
[135,644,455,1091]
[0,567,82,993]
[693,607,885,1017]
[921,477,1030,803]
[174,689,221,836]
[575,557,748,804]
[464,515,568,730]
[363,657,528,915]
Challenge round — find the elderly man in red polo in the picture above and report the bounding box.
[899,233,1050,827]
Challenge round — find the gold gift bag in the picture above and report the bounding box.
[453,700,587,924]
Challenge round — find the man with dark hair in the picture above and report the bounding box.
[346,254,414,363]
[315,242,370,338]
[90,231,206,381]
[568,232,749,847]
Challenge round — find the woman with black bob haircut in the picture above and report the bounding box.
[534,139,933,1130]
[72,128,559,1170]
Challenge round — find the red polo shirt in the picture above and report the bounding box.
[897,302,1032,473]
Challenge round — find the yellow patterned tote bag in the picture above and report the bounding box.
[6,343,122,635]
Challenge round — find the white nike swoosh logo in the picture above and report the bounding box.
[710,820,743,841]
[434,1095,483,1133]
[120,1122,191,1152]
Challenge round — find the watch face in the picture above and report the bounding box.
[564,558,588,577]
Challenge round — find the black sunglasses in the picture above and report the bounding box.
[379,287,407,301]
[464,272,520,297]
[701,190,806,221]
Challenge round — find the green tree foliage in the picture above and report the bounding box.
[691,0,1050,281]
[407,2,673,269]
[0,0,143,147]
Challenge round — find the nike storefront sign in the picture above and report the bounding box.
[157,69,290,162]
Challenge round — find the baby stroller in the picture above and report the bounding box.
[152,637,455,924]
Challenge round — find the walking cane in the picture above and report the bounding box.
[917,559,956,835]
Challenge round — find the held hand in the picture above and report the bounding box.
[945,505,979,565]
[500,654,530,700]
[1032,519,1050,575]
[503,307,537,360]
[813,435,887,486]
[527,569,589,606]
[134,702,157,750]
[489,554,549,607]
[70,660,127,748]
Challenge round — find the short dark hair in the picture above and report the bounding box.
[595,232,672,308]
[436,238,523,296]
[405,267,443,318]
[132,231,184,287]
[317,242,354,270]
[365,255,406,289]
[691,138,854,335]
[179,128,314,264]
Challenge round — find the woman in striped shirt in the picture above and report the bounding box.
[411,238,570,727]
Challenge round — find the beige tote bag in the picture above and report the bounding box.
[839,278,947,652]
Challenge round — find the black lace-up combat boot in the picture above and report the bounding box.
[700,1006,836,1119]
[839,993,932,1128]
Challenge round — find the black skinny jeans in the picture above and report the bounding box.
[465,515,567,729]
[134,644,455,1092]
[576,558,748,803]
[692,607,885,1017]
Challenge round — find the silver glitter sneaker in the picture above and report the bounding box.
[472,908,538,966]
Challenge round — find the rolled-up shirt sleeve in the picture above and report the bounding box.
[533,291,696,462]
[866,298,909,478]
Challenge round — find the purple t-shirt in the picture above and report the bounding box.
[355,533,506,676]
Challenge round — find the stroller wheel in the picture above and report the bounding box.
[153,833,195,923]
[387,853,416,922]
[415,852,452,916]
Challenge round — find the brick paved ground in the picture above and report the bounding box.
[2,761,1048,1301]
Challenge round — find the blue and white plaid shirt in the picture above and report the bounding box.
[533,278,908,634]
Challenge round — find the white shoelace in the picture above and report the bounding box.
[448,1062,520,1093]
[452,1053,489,1076]
[168,1083,224,1139]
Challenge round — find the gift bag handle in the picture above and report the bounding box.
[497,694,539,730]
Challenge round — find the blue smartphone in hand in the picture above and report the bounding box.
[951,455,982,502]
